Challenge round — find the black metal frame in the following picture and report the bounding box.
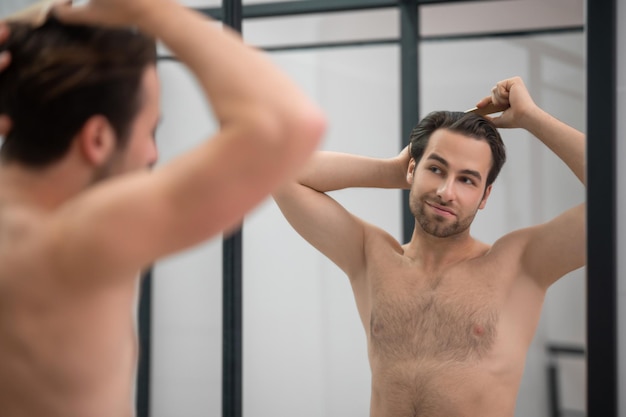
[400,0,419,242]
[221,2,244,415]
[136,270,152,417]
[137,1,613,417]
[586,0,617,416]
[196,0,486,20]
[547,344,586,417]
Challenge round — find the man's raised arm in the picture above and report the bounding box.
[274,148,410,278]
[478,76,584,184]
[49,0,326,278]
[480,77,585,288]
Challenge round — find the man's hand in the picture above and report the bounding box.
[392,145,412,189]
[0,23,11,136]
[475,76,539,130]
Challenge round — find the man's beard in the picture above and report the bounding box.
[410,194,477,238]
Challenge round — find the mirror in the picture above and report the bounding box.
[148,1,587,417]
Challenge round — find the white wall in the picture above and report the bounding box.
[151,62,223,417]
[0,0,33,17]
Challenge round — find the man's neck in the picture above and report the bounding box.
[402,226,487,272]
[0,161,89,211]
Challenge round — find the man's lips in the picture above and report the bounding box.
[425,202,456,217]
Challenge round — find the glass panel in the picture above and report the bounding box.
[421,0,583,37]
[244,0,306,4]
[244,9,398,49]
[151,61,223,417]
[243,45,401,417]
[420,32,586,417]
[180,0,222,7]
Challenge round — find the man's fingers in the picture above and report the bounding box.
[0,25,10,73]
[496,83,510,99]
[489,83,509,107]
[475,96,492,108]
[0,52,11,72]
[0,24,9,43]
[0,116,13,136]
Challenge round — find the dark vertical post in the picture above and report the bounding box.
[136,269,152,417]
[547,361,560,417]
[586,0,617,416]
[221,1,244,417]
[400,0,419,243]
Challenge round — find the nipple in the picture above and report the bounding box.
[473,324,485,336]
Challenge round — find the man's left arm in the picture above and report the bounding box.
[480,77,585,288]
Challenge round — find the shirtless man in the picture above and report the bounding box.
[0,0,325,416]
[273,77,584,417]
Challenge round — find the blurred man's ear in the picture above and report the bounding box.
[77,115,117,168]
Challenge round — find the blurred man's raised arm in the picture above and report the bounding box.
[49,0,326,280]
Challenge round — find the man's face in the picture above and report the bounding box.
[105,65,160,176]
[408,129,493,238]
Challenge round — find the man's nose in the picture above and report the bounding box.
[436,178,455,202]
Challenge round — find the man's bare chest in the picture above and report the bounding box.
[368,270,501,363]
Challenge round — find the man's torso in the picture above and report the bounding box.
[0,203,140,417]
[351,229,545,417]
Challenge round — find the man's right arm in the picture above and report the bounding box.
[47,0,326,281]
[274,148,410,278]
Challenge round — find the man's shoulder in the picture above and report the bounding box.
[485,224,533,249]
[0,203,57,284]
[475,228,536,272]
[363,223,404,254]
[0,203,50,245]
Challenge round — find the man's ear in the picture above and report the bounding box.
[406,158,417,185]
[77,115,116,167]
[479,184,493,210]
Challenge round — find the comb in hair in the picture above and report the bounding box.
[464,102,509,117]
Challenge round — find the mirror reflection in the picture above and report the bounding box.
[148,2,586,417]
[243,6,585,417]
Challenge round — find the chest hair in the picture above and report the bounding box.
[369,273,499,363]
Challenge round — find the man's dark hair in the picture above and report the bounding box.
[409,111,506,187]
[0,17,157,167]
